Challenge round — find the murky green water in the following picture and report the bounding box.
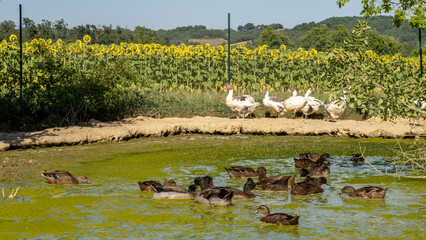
[0,135,425,239]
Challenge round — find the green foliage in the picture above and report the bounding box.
[300,27,332,50]
[367,29,402,55]
[337,0,426,28]
[326,20,426,120]
[255,26,295,49]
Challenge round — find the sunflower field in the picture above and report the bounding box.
[0,22,425,129]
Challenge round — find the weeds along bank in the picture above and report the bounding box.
[0,22,425,129]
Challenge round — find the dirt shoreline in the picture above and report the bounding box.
[0,116,425,151]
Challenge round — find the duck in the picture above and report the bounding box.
[413,97,426,109]
[138,179,177,191]
[299,161,331,177]
[224,166,266,178]
[289,174,327,195]
[301,88,324,119]
[41,170,90,184]
[298,152,330,163]
[223,83,259,118]
[325,85,350,121]
[194,187,234,207]
[302,176,328,186]
[194,176,256,200]
[282,87,308,118]
[253,205,299,225]
[150,184,198,199]
[288,86,298,97]
[262,85,286,118]
[294,158,317,169]
[255,176,292,191]
[341,186,387,199]
[350,154,366,163]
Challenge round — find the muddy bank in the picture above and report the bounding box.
[0,116,425,151]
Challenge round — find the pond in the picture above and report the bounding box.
[0,135,424,239]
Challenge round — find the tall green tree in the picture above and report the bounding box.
[367,29,402,55]
[134,26,159,44]
[300,27,331,50]
[255,26,295,49]
[0,20,16,40]
[331,24,351,47]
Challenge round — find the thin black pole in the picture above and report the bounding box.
[420,28,423,78]
[227,13,231,84]
[227,13,231,117]
[19,4,23,127]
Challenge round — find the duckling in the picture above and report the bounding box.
[299,162,331,177]
[289,174,327,195]
[262,85,286,118]
[341,186,387,199]
[255,176,292,191]
[138,179,177,191]
[150,184,197,199]
[301,88,323,119]
[254,205,299,225]
[298,152,331,163]
[224,166,266,178]
[282,87,308,118]
[223,83,259,118]
[41,170,90,184]
[350,154,366,163]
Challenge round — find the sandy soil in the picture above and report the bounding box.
[0,116,425,151]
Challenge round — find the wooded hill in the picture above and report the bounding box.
[0,15,422,56]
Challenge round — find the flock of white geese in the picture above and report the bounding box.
[223,83,347,121]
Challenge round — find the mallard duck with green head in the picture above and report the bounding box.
[41,170,90,184]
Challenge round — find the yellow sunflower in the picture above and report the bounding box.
[83,35,91,43]
[9,34,18,42]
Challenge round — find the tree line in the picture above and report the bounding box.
[0,16,422,56]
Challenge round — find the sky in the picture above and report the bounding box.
[0,0,368,30]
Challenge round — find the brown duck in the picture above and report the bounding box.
[254,205,299,225]
[341,186,387,199]
[298,152,330,163]
[41,170,90,184]
[194,176,255,200]
[302,176,328,186]
[294,158,317,169]
[289,174,327,195]
[255,176,292,191]
[224,166,266,178]
[138,179,177,191]
[299,161,331,177]
[350,154,366,163]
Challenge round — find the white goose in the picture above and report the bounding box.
[301,88,323,119]
[262,85,286,118]
[324,94,347,121]
[223,83,259,118]
[282,87,308,118]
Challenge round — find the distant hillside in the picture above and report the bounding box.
[158,16,420,56]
